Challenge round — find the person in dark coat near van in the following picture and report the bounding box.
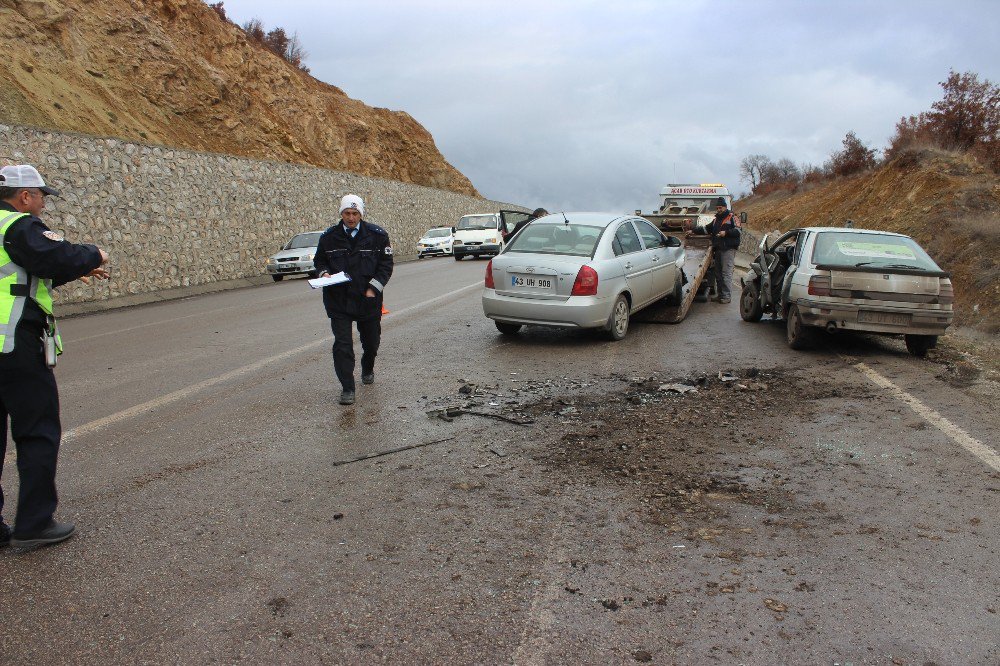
[314,194,393,405]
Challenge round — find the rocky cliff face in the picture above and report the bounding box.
[0,0,478,196]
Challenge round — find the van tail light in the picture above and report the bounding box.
[807,274,831,296]
[485,260,495,289]
[939,280,954,305]
[571,265,599,296]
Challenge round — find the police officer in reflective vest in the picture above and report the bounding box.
[314,194,393,405]
[0,165,109,549]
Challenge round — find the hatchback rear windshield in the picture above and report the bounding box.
[285,232,321,250]
[812,232,941,271]
[457,215,496,230]
[505,223,603,257]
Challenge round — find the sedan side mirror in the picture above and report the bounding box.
[740,211,748,226]
[664,235,682,248]
[451,227,456,233]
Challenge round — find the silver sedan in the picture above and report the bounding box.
[482,213,686,340]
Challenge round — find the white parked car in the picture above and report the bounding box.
[482,213,686,340]
[266,231,323,281]
[740,227,954,356]
[417,227,455,258]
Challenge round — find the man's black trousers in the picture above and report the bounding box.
[0,340,62,535]
[329,314,381,391]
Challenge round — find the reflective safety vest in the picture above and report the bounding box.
[0,210,58,354]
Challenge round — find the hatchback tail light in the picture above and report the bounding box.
[939,279,954,305]
[485,260,495,289]
[807,274,831,296]
[571,265,599,296]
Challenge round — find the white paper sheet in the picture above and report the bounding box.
[308,272,352,289]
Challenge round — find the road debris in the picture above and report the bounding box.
[331,436,456,467]
[658,383,698,394]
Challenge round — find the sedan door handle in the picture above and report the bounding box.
[651,256,660,262]
[624,262,632,270]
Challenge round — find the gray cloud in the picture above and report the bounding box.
[224,0,1000,212]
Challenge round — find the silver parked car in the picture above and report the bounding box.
[482,213,686,340]
[740,227,954,356]
[266,231,323,281]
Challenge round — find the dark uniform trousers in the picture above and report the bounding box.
[330,311,381,392]
[0,331,61,534]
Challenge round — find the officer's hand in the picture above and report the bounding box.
[319,272,330,278]
[365,288,376,297]
[99,249,110,264]
[719,230,727,237]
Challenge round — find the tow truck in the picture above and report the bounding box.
[633,183,746,323]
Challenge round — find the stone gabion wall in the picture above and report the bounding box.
[1,123,524,306]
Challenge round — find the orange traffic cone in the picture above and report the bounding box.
[381,304,389,315]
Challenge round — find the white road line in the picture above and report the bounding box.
[62,281,483,444]
[853,362,1000,473]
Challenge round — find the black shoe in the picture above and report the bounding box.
[11,520,76,548]
[339,390,356,405]
[361,373,375,385]
[0,523,11,548]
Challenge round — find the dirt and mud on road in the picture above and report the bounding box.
[426,352,999,665]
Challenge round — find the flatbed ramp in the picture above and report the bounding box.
[633,236,714,324]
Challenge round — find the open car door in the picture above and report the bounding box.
[499,210,534,240]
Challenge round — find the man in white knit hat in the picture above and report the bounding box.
[314,194,393,405]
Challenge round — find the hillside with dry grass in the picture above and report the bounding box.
[0,0,477,195]
[738,148,999,334]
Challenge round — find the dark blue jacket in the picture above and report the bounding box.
[705,210,741,251]
[314,219,393,320]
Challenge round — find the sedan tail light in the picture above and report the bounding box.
[485,260,495,289]
[571,265,599,296]
[939,279,954,305]
[807,274,831,296]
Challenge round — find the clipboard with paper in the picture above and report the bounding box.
[308,272,352,289]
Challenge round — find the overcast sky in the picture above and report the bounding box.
[222,0,1000,212]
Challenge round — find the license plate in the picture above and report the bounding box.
[858,310,911,326]
[511,275,553,289]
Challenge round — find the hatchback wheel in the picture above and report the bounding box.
[786,305,815,350]
[606,295,630,341]
[495,322,522,336]
[271,275,283,282]
[904,334,937,357]
[740,282,764,322]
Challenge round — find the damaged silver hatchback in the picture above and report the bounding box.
[740,227,954,356]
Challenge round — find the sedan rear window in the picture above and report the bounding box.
[506,223,603,257]
[812,232,941,271]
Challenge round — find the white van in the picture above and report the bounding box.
[452,210,532,261]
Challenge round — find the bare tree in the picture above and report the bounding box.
[739,154,771,193]
[773,158,801,183]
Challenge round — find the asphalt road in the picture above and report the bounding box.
[1,257,997,665]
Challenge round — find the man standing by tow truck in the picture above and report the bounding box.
[703,196,741,304]
[315,194,393,406]
[0,165,110,549]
